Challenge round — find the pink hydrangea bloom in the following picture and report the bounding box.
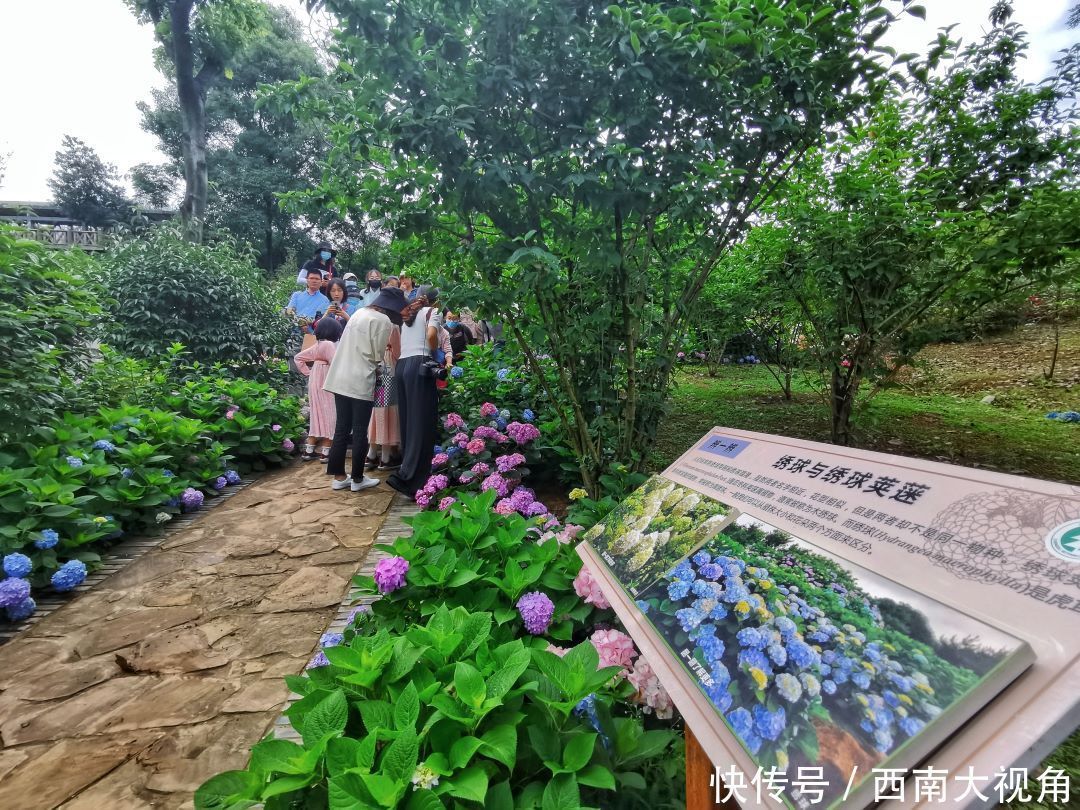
[590,628,637,673]
[426,474,449,492]
[480,402,498,418]
[495,453,526,473]
[225,407,239,420]
[458,471,475,484]
[557,524,585,544]
[466,438,486,455]
[271,424,282,432]
[453,432,469,446]
[573,566,610,610]
[373,556,409,593]
[545,644,570,658]
[444,413,466,430]
[627,659,675,719]
[506,422,541,445]
[473,425,501,441]
[494,498,516,515]
[282,439,295,452]
[480,472,510,497]
[415,490,432,507]
[470,462,491,476]
[432,453,449,467]
[438,496,457,511]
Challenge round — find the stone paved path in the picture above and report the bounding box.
[0,462,401,809]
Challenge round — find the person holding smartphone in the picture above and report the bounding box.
[324,279,352,324]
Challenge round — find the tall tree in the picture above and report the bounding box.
[47,135,131,227]
[126,0,266,242]
[285,0,914,493]
[137,6,327,268]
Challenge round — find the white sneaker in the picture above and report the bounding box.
[351,476,380,492]
[331,477,353,490]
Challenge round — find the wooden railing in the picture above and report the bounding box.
[11,226,104,250]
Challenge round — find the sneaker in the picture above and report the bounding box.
[331,477,353,490]
[351,476,380,492]
[365,458,379,470]
[301,452,315,461]
[319,453,330,464]
[378,459,400,470]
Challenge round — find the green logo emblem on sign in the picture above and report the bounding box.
[1046,520,1080,563]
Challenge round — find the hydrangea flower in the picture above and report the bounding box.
[282,439,295,452]
[753,704,787,741]
[627,659,675,719]
[162,469,175,478]
[411,764,440,790]
[92,439,116,453]
[480,402,498,417]
[495,453,526,473]
[213,476,227,490]
[308,651,330,668]
[568,487,588,501]
[121,467,133,479]
[0,577,32,607]
[480,472,510,497]
[271,424,282,432]
[433,445,443,455]
[66,456,84,468]
[320,631,344,648]
[156,512,171,524]
[506,422,540,445]
[557,524,585,544]
[775,673,803,703]
[374,556,409,593]
[494,417,508,431]
[225,406,239,420]
[573,566,610,610]
[181,487,204,511]
[35,528,60,550]
[496,368,510,381]
[522,408,535,422]
[590,628,637,672]
[516,591,554,634]
[466,439,486,455]
[3,553,32,579]
[438,496,456,511]
[450,365,464,378]
[415,491,432,508]
[494,499,516,516]
[6,595,36,621]
[51,560,87,592]
[225,470,241,485]
[445,413,466,430]
[472,425,501,441]
[348,605,372,624]
[431,453,449,468]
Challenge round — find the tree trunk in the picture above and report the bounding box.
[264,197,275,271]
[169,0,215,243]
[830,368,860,446]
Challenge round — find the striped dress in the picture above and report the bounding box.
[293,340,337,440]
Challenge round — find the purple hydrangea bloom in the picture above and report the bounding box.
[480,472,510,497]
[525,501,549,517]
[51,560,87,592]
[282,438,295,452]
[495,453,526,473]
[181,487,204,510]
[6,596,36,621]
[66,456,84,468]
[516,591,554,635]
[92,439,116,453]
[320,632,344,648]
[0,577,32,607]
[35,528,60,550]
[348,605,372,624]
[213,476,227,490]
[505,422,540,445]
[309,651,330,668]
[373,556,409,594]
[225,470,242,485]
[3,553,33,579]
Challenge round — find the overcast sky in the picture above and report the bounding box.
[0,1,1076,201]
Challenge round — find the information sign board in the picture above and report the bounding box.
[578,427,1080,808]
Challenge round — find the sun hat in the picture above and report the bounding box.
[370,286,407,314]
[316,240,336,257]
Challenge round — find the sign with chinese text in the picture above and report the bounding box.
[578,427,1080,808]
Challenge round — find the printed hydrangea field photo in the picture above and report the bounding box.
[594,494,1031,809]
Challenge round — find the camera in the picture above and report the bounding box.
[419,358,448,381]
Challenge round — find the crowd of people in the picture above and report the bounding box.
[283,242,499,499]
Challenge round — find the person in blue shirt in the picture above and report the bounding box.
[356,269,384,308]
[323,278,359,322]
[286,269,331,325]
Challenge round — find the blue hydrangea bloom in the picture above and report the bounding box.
[450,365,464,378]
[166,496,181,508]
[690,622,716,641]
[670,561,695,582]
[899,716,925,737]
[51,560,87,592]
[884,690,901,708]
[786,639,817,669]
[774,616,797,639]
[3,553,32,579]
[309,651,330,668]
[92,439,116,453]
[691,578,716,598]
[635,600,650,614]
[121,467,133,479]
[522,409,535,422]
[433,445,443,454]
[496,368,510,381]
[0,577,32,607]
[320,632,344,648]
[767,644,787,667]
[726,707,754,740]
[711,662,731,689]
[667,578,691,601]
[66,456,84,468]
[873,727,894,752]
[35,528,60,550]
[162,469,175,478]
[852,671,872,690]
[692,551,712,566]
[706,682,732,713]
[446,446,462,458]
[213,476,227,490]
[696,634,725,665]
[495,418,508,431]
[6,596,36,621]
[738,648,773,676]
[697,563,723,581]
[737,627,767,649]
[753,705,786,742]
[676,607,705,633]
[225,470,242,485]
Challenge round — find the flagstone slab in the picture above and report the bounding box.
[0,463,400,809]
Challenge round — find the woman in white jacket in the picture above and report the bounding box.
[322,286,407,492]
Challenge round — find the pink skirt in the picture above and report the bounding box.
[368,405,399,447]
[307,362,336,440]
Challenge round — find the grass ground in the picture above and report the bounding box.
[655,320,1080,804]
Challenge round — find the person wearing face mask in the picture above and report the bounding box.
[357,269,383,308]
[296,241,337,286]
[444,310,473,361]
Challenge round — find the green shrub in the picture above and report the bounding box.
[98,226,291,367]
[0,226,103,442]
